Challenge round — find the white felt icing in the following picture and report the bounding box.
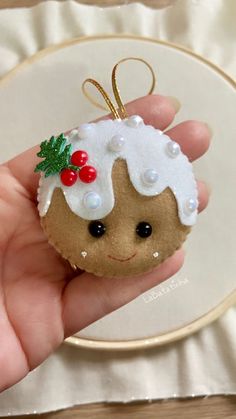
[37,117,198,226]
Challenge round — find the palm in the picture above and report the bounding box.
[0,164,72,387]
[0,95,210,392]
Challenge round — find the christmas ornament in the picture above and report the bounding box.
[35,58,198,277]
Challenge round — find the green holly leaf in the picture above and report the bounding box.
[35,134,73,177]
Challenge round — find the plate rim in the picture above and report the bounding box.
[2,33,235,351]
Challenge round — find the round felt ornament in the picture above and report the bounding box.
[35,58,198,277]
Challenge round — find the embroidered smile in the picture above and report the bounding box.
[108,252,137,262]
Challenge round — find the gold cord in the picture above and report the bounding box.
[111,57,156,119]
[82,78,120,119]
[82,57,156,119]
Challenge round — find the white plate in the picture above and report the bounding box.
[0,35,235,350]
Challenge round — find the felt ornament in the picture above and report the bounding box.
[35,58,198,277]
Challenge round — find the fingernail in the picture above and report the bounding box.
[166,96,181,113]
[204,123,213,138]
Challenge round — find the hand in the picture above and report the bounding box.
[0,95,210,391]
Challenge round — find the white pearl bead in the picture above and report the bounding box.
[166,140,180,158]
[153,251,159,258]
[83,192,102,210]
[108,134,125,152]
[78,124,94,139]
[184,198,198,215]
[126,115,143,128]
[142,169,159,185]
[69,129,78,139]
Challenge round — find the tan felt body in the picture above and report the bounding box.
[41,160,190,277]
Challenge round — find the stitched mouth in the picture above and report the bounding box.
[108,252,137,262]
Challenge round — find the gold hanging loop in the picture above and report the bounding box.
[82,78,120,119]
[111,57,156,119]
[81,58,156,120]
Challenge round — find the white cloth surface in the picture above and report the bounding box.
[0,0,235,414]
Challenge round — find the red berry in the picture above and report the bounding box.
[71,150,88,167]
[60,168,78,186]
[79,165,97,183]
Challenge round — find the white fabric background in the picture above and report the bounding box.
[0,0,236,414]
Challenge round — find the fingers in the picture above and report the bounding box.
[5,95,177,198]
[165,120,211,162]
[62,249,184,337]
[5,98,211,202]
[6,147,41,200]
[98,94,177,131]
[166,120,211,211]
[197,180,210,212]
[125,95,177,130]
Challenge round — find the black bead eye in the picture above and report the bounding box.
[88,220,106,238]
[136,222,152,238]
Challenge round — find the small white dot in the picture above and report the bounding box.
[166,140,180,158]
[108,134,126,152]
[81,251,87,258]
[142,169,159,185]
[83,191,102,210]
[126,115,143,128]
[184,198,198,215]
[153,251,159,258]
[78,123,94,139]
[69,129,78,139]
